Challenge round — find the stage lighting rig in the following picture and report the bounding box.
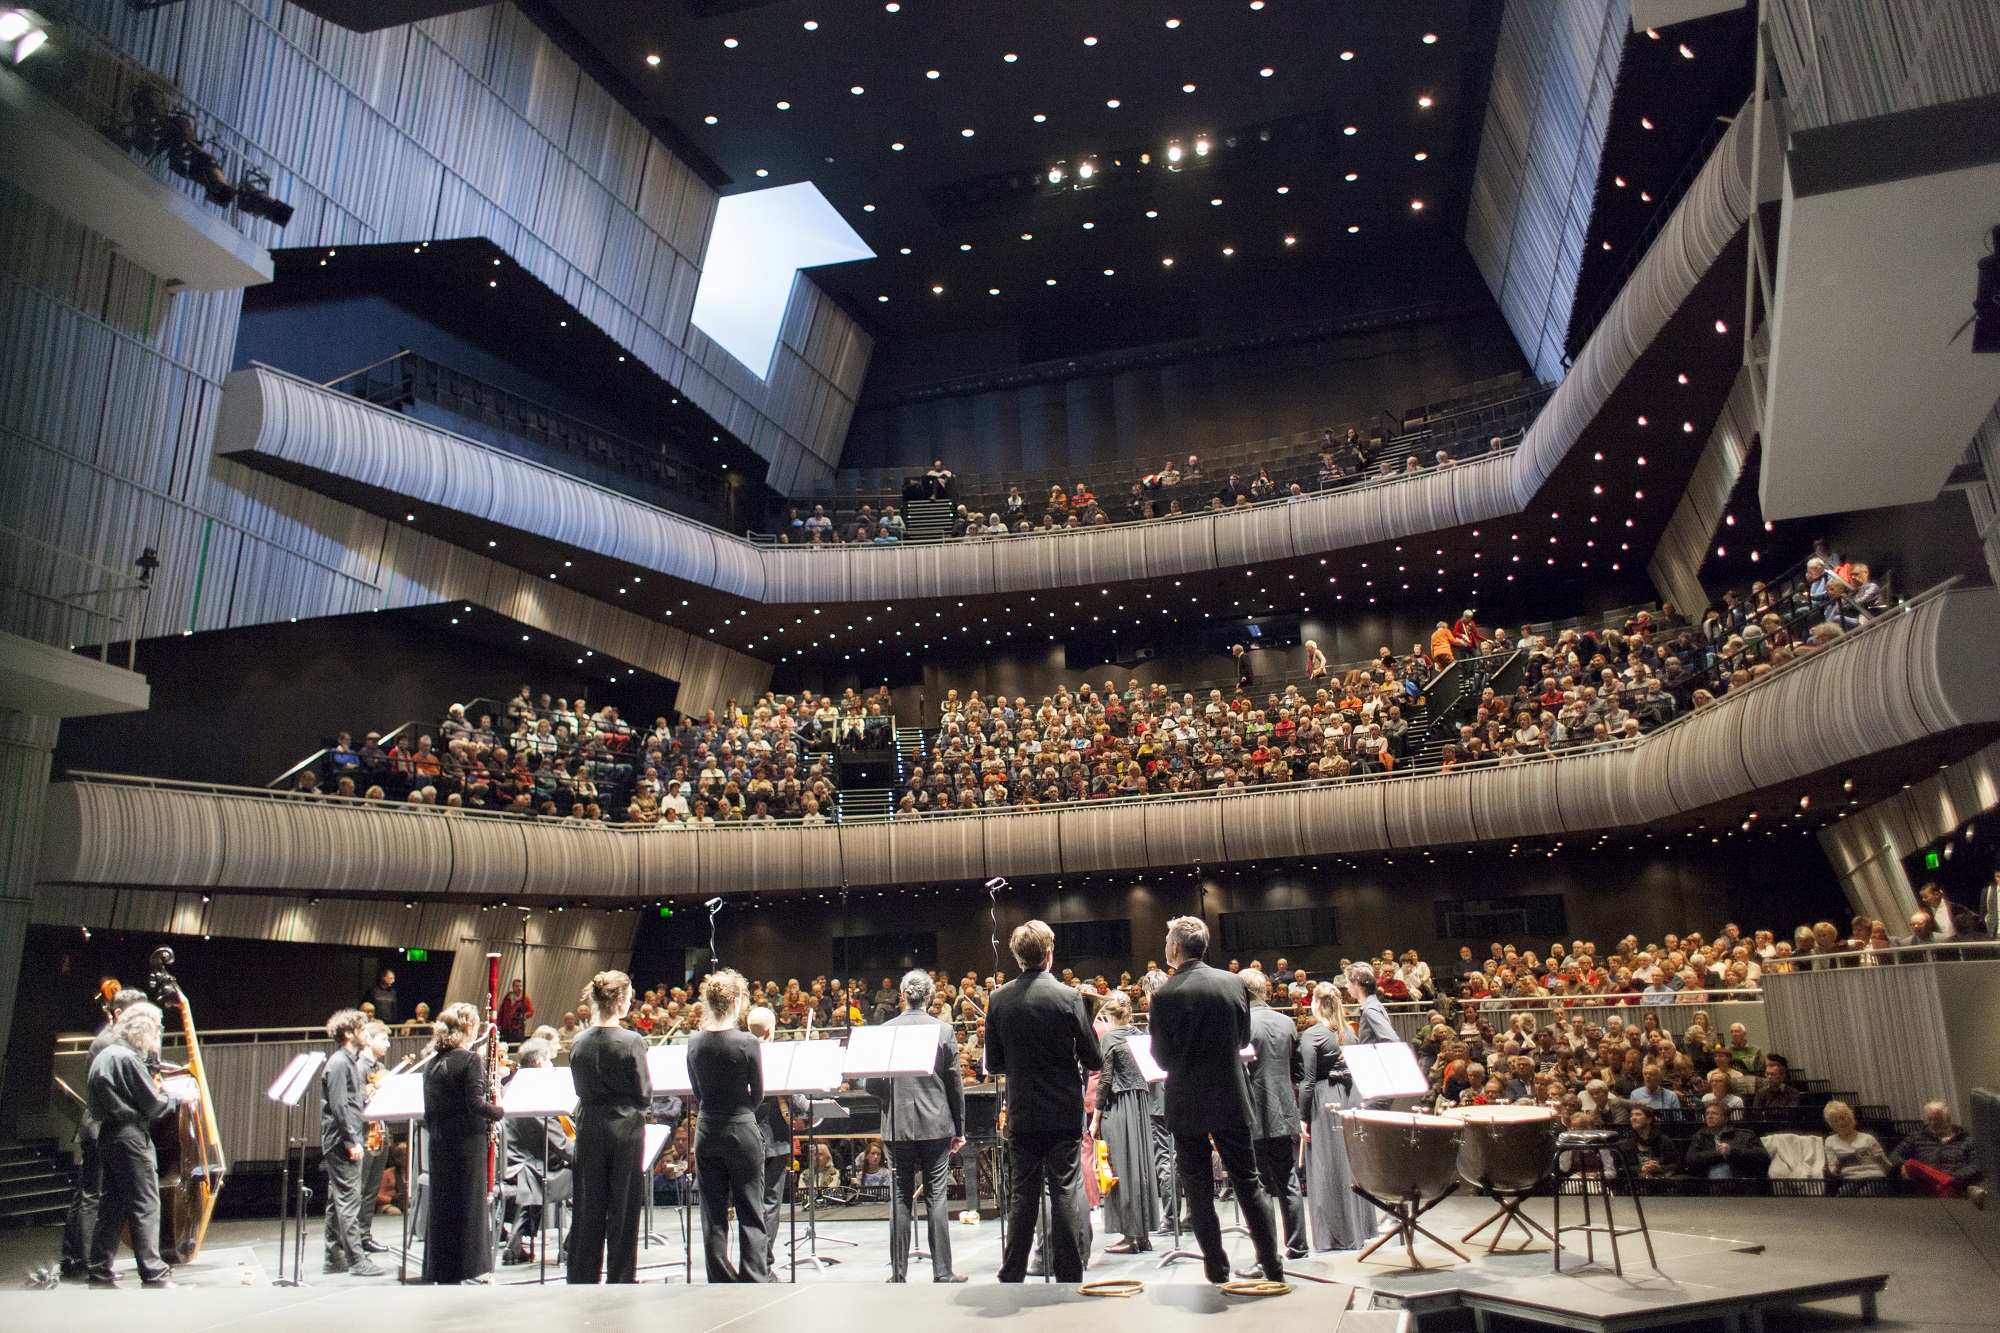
[0,9,48,63]
[113,84,234,206]
[233,165,294,226]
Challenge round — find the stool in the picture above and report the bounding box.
[1549,1130,1657,1276]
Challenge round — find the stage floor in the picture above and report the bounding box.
[0,1194,1991,1333]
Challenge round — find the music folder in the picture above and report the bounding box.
[641,1123,673,1173]
[840,1022,942,1076]
[361,1070,427,1121]
[266,1050,326,1106]
[646,1043,693,1095]
[1126,1033,1168,1084]
[501,1065,577,1117]
[1343,1041,1430,1100]
[762,1039,845,1092]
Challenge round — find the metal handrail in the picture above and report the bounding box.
[1782,939,2000,969]
[266,719,418,790]
[59,574,1962,831]
[0,524,150,667]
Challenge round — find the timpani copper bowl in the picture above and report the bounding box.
[1338,1110,1468,1266]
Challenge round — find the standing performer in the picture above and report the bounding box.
[357,1020,395,1256]
[1242,969,1309,1259]
[566,970,650,1284]
[746,1006,808,1272]
[1094,992,1160,1252]
[60,986,145,1281]
[688,969,772,1282]
[85,1001,193,1288]
[1149,916,1286,1286]
[1347,963,1399,1043]
[983,919,1101,1283]
[866,969,967,1283]
[1299,983,1372,1251]
[421,1002,504,1284]
[503,1038,573,1264]
[322,1008,386,1276]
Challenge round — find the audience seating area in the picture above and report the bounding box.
[762,374,1552,545]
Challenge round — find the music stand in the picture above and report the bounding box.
[638,1122,689,1281]
[266,1051,325,1287]
[762,1040,845,1281]
[1344,1042,1430,1103]
[790,1098,849,1270]
[1128,1035,1204,1273]
[646,1046,696,1280]
[363,1072,427,1284]
[499,1067,576,1285]
[844,1026,944,1276]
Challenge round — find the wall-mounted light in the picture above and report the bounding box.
[0,9,48,64]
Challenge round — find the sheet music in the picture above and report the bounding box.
[361,1070,427,1120]
[841,1022,943,1075]
[1343,1041,1429,1100]
[641,1123,672,1173]
[646,1043,693,1094]
[763,1039,846,1092]
[266,1050,326,1106]
[501,1065,577,1116]
[1127,1033,1168,1083]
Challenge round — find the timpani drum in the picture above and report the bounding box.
[1339,1110,1464,1203]
[1444,1104,1559,1193]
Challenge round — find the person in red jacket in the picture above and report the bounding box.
[497,979,534,1042]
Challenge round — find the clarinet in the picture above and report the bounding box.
[484,953,503,1198]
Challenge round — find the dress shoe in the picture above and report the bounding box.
[1286,1248,1310,1261]
[87,1277,119,1289]
[1970,1185,1989,1211]
[347,1259,388,1278]
[322,1260,349,1276]
[141,1277,182,1289]
[1104,1240,1142,1255]
[935,1273,968,1283]
[361,1237,391,1253]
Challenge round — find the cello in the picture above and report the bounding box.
[145,947,226,1263]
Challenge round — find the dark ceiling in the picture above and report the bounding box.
[540,0,1504,365]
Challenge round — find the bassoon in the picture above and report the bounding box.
[484,952,503,1197]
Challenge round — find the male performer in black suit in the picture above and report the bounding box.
[866,970,967,1282]
[1243,968,1309,1259]
[86,1001,193,1288]
[61,987,146,1281]
[502,1038,573,1264]
[1149,916,1286,1285]
[984,919,1102,1282]
[747,1006,809,1271]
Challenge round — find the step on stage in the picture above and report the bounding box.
[1322,1202,1888,1333]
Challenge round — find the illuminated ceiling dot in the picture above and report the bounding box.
[1260,66,1274,77]
[1344,172,1358,180]
[703,115,717,124]
[961,127,975,136]
[1020,233,1033,240]
[645,54,660,66]
[891,141,904,150]
[1162,257,1174,266]
[1183,83,1196,92]
[885,2,899,9]
[877,295,888,302]
[1144,210,1157,218]
[988,288,999,295]
[1410,199,1424,210]
[1210,197,1222,206]
[1033,113,1047,122]
[1106,98,1120,107]
[1222,246,1234,255]
[850,85,865,95]
[863,204,875,212]
[1680,43,1695,58]
[1276,185,1289,193]
[755,168,769,176]
[802,19,818,30]
[776,100,790,109]
[898,246,911,254]
[1418,95,1433,107]
[723,37,737,48]
[959,243,971,250]
[1347,225,1360,233]
[1414,151,1428,160]
[926,69,939,79]
[1045,278,1057,285]
[1422,33,1438,44]
[1343,125,1357,135]
[1084,35,1098,46]
[1641,117,1655,129]
[1339,50,1353,61]
[1103,268,1114,275]
[931,285,943,293]
[1283,235,1296,245]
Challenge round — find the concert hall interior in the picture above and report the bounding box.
[2,0,1999,1327]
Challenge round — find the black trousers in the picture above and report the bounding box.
[999,1131,1084,1282]
[89,1125,167,1284]
[61,1117,102,1273]
[1253,1135,1310,1256]
[760,1151,789,1269]
[695,1116,771,1282]
[888,1137,956,1280]
[1174,1126,1284,1283]
[360,1144,387,1241]
[567,1110,644,1284]
[324,1148,365,1266]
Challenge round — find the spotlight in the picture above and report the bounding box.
[0,8,47,63]
[116,86,234,206]
[1047,161,1066,184]
[233,166,293,226]
[1193,134,1211,156]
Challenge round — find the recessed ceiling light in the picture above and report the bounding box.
[1210,197,1222,206]
[776,100,790,109]
[1339,50,1354,60]
[1284,235,1296,245]
[1347,224,1360,233]
[959,243,971,250]
[931,284,944,294]
[1414,151,1428,160]
[1250,1,1264,8]
[1003,53,1018,62]
[891,141,904,150]
[850,85,865,95]
[1103,268,1115,275]
[1344,172,1357,181]
[1641,116,1655,129]
[1182,83,1196,92]
[877,294,888,301]
[989,287,1000,295]
[1144,210,1157,218]
[885,2,899,9]
[1343,125,1357,135]
[1260,66,1274,77]
[1423,33,1438,44]
[1045,278,1057,285]
[703,115,717,124]
[1222,246,1234,255]
[1084,36,1098,46]
[1418,95,1434,107]
[1083,221,1095,228]
[1033,113,1047,122]
[756,168,769,176]
[645,54,660,66]
[1020,232,1033,240]
[863,204,876,212]
[1162,257,1174,266]
[961,127,975,136]
[899,246,911,254]
[802,19,818,29]
[926,69,940,79]
[1166,17,1181,27]
[1106,98,1120,107]
[1680,43,1695,58]
[723,37,737,48]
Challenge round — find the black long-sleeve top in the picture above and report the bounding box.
[569,1025,651,1118]
[88,1042,176,1131]
[423,1046,506,1138]
[688,1028,763,1122]
[321,1046,367,1155]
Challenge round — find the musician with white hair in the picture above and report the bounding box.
[85,1000,194,1287]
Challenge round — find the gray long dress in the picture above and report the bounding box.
[1098,1025,1162,1242]
[1300,1023,1376,1251]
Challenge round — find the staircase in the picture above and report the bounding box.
[901,498,955,542]
[893,725,930,779]
[0,1139,73,1229]
[835,788,893,822]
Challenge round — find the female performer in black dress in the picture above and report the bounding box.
[566,970,652,1284]
[422,1002,505,1283]
[687,969,771,1281]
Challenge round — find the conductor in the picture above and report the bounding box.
[984,920,1101,1283]
[866,970,967,1283]
[1149,916,1287,1285]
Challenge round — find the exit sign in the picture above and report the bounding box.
[1924,852,1941,870]
[406,948,429,961]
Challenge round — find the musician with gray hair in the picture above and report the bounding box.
[61,986,147,1281]
[866,968,967,1282]
[85,1001,194,1287]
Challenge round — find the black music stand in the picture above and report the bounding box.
[790,1099,851,1270]
[637,1122,689,1281]
[760,1039,846,1282]
[266,1051,325,1287]
[498,1066,575,1285]
[646,1045,696,1281]
[361,1071,426,1284]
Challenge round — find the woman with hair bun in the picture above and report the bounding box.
[567,970,651,1284]
[688,969,771,1281]
[422,1001,504,1283]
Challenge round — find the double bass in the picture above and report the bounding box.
[145,947,226,1263]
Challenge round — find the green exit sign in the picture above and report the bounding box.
[659,905,674,919]
[1924,852,1941,870]
[406,948,429,962]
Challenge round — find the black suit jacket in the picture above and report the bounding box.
[1149,960,1255,1135]
[866,1009,965,1142]
[1245,1005,1304,1141]
[984,969,1101,1138]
